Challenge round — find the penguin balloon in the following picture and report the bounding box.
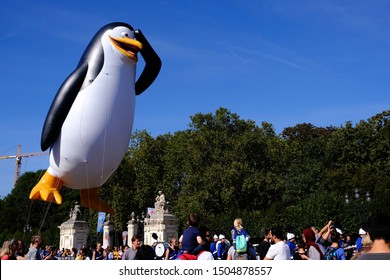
[30,22,161,213]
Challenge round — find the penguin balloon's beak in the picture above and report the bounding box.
[109,35,143,62]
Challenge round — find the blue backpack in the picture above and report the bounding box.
[235,230,248,253]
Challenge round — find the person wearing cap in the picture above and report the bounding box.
[286,233,297,259]
[356,228,366,251]
[210,234,218,259]
[216,234,227,260]
[335,228,347,248]
[350,230,372,259]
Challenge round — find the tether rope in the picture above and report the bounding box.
[25,153,50,234]
[38,200,52,234]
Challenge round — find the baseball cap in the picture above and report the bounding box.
[359,228,366,235]
[287,233,295,240]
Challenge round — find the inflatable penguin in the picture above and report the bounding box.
[30,22,161,213]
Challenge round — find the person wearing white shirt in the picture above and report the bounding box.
[264,227,290,260]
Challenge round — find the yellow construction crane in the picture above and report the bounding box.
[0,144,47,188]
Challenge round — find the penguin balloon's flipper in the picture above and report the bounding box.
[134,29,162,95]
[41,63,89,151]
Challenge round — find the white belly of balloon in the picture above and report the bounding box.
[48,73,135,189]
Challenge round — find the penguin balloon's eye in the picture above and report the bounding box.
[121,32,129,38]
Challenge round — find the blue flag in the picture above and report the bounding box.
[97,212,106,233]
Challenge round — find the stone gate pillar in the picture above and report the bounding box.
[58,202,89,251]
[127,212,139,246]
[102,214,113,249]
[143,191,180,244]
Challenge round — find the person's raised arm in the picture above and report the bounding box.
[318,220,333,239]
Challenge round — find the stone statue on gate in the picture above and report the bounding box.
[69,202,81,220]
[104,213,111,226]
[154,191,167,214]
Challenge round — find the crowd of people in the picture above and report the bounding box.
[1,213,389,261]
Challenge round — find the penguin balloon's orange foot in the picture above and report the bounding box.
[80,188,114,214]
[29,171,63,204]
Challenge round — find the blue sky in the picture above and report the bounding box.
[1,0,390,197]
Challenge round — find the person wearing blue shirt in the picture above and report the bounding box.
[231,218,250,250]
[178,213,202,254]
[356,228,366,251]
[325,231,346,260]
[286,233,297,259]
[210,235,218,259]
[216,235,227,260]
